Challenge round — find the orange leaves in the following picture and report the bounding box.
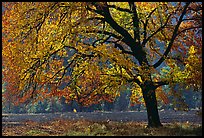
[66,56,123,106]
[156,87,169,104]
[179,21,193,29]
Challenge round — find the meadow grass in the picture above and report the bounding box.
[2,119,202,136]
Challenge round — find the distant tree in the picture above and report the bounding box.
[114,89,131,111]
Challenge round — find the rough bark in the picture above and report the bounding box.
[141,81,163,128]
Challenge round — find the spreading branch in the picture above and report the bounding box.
[107,4,132,13]
[153,2,191,68]
[141,7,157,46]
[142,13,172,46]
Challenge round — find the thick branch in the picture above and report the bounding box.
[103,11,136,47]
[128,2,140,43]
[88,2,147,65]
[92,3,140,50]
[154,81,169,88]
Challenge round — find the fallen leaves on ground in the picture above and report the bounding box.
[2,119,202,136]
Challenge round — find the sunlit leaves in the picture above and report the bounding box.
[160,45,201,91]
[184,45,202,90]
[130,82,143,104]
[2,2,202,108]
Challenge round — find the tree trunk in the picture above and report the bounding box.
[142,83,163,128]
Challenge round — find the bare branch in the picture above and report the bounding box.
[107,4,132,13]
[153,2,191,68]
[85,30,123,41]
[92,35,112,47]
[110,42,134,55]
[176,26,202,37]
[142,7,157,46]
[142,13,171,46]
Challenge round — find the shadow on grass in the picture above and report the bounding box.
[161,123,202,136]
[63,120,202,136]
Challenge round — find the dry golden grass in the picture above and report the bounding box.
[2,118,202,136]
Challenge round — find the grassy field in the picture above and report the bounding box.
[2,119,202,136]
